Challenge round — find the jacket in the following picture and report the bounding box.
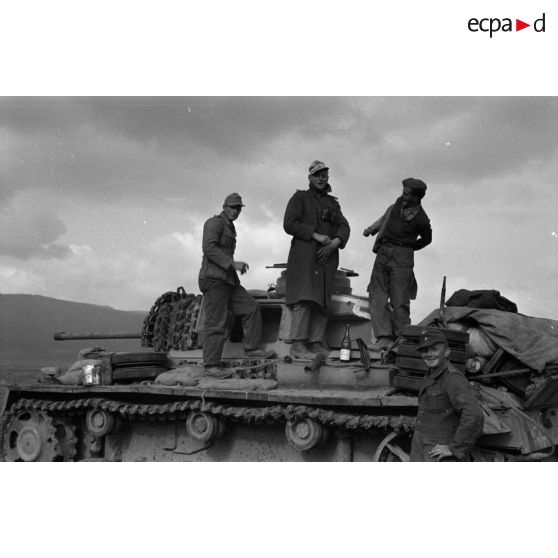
[198,212,240,286]
[368,197,432,254]
[415,362,484,460]
[283,187,350,307]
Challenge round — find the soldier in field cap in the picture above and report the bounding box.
[363,177,432,351]
[198,193,275,378]
[410,329,484,461]
[283,161,351,359]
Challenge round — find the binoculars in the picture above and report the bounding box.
[321,208,336,223]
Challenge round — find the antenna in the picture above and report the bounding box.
[439,276,448,328]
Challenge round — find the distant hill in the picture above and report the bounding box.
[0,294,146,383]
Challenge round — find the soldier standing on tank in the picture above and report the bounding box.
[198,193,275,378]
[410,329,484,461]
[283,161,351,359]
[363,178,432,351]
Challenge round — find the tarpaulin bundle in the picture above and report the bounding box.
[446,289,518,313]
[420,307,558,372]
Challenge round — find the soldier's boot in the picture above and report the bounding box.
[244,348,277,359]
[307,342,330,356]
[289,340,315,359]
[367,337,394,351]
[203,366,234,379]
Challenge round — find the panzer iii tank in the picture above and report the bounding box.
[2,265,558,462]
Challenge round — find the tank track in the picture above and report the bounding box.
[1,396,416,461]
[141,287,202,351]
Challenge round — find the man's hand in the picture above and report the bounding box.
[233,261,249,274]
[316,245,335,265]
[362,227,375,237]
[316,237,341,266]
[428,444,453,461]
[312,233,331,246]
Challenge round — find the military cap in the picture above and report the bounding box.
[308,160,329,175]
[223,193,245,207]
[402,177,427,194]
[417,329,448,351]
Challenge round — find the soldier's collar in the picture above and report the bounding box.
[427,361,449,381]
[308,183,332,195]
[219,211,236,228]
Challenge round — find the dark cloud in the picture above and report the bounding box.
[1,96,556,212]
[341,97,558,187]
[429,97,558,182]
[0,206,71,259]
[86,97,356,156]
[0,96,351,156]
[0,97,351,205]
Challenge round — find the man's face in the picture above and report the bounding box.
[401,186,421,208]
[419,342,450,370]
[223,205,242,221]
[309,169,329,190]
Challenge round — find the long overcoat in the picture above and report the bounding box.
[283,186,350,308]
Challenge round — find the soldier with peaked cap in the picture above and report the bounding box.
[364,177,432,351]
[410,329,484,461]
[283,161,351,359]
[198,193,275,378]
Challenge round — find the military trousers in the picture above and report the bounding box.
[289,301,328,343]
[199,279,262,367]
[368,245,416,340]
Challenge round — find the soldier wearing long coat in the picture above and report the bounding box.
[283,161,350,358]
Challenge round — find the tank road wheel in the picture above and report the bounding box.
[53,419,78,461]
[3,410,61,462]
[85,409,117,437]
[186,412,225,443]
[373,431,410,462]
[285,418,329,451]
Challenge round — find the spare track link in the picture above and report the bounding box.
[1,396,417,460]
[142,288,201,351]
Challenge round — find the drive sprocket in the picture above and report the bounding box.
[3,409,63,462]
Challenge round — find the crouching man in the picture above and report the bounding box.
[410,329,484,461]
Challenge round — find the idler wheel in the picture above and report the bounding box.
[373,431,410,462]
[285,418,328,451]
[4,410,60,462]
[186,412,224,443]
[85,409,115,437]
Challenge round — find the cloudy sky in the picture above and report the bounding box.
[1,96,557,321]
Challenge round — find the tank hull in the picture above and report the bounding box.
[104,421,391,462]
[0,379,417,462]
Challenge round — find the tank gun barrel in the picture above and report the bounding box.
[54,331,142,341]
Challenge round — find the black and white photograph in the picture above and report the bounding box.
[1,95,557,464]
[1,1,556,557]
